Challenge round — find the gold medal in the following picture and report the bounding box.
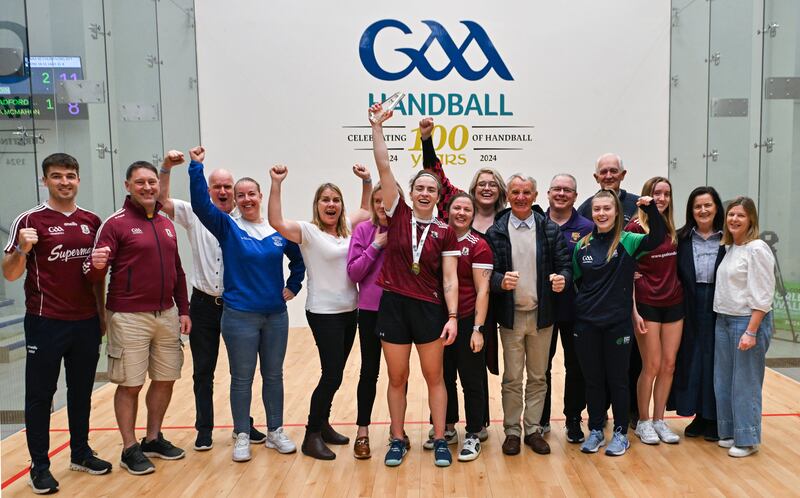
[411,262,421,275]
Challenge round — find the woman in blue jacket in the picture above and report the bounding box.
[188,152,305,463]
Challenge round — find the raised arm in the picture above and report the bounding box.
[188,148,229,241]
[267,165,302,244]
[370,103,399,211]
[3,224,37,281]
[157,150,185,219]
[420,117,461,219]
[348,163,373,227]
[632,197,665,256]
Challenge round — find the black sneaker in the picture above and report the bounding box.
[141,433,185,460]
[565,418,585,444]
[194,432,213,451]
[249,417,267,443]
[29,467,59,494]
[70,453,112,475]
[120,443,155,475]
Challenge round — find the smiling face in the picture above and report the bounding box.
[208,169,234,214]
[316,187,343,229]
[234,180,262,222]
[411,175,439,217]
[592,196,617,233]
[652,181,671,214]
[692,193,716,230]
[594,155,626,192]
[726,205,750,244]
[125,167,159,213]
[507,177,536,220]
[43,165,80,204]
[448,196,475,234]
[474,172,500,210]
[547,175,577,211]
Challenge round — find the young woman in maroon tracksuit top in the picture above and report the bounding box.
[627,176,684,445]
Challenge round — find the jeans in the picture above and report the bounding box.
[24,314,101,470]
[714,312,772,447]
[306,310,358,432]
[499,309,553,437]
[189,290,223,435]
[443,316,487,434]
[221,306,289,433]
[541,321,586,425]
[574,319,633,434]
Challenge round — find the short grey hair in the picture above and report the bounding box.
[506,173,537,191]
[595,153,624,172]
[550,173,577,191]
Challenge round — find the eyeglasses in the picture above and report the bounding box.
[476,181,499,189]
[549,187,576,194]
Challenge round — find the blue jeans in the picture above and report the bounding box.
[221,306,289,433]
[713,312,772,446]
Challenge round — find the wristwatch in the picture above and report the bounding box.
[473,325,485,334]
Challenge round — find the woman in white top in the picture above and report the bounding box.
[268,163,373,460]
[712,196,775,458]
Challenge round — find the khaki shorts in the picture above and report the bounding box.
[106,307,183,386]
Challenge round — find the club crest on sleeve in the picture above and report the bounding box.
[165,228,174,238]
[461,247,470,255]
[272,236,284,247]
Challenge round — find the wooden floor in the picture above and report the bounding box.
[2,327,800,497]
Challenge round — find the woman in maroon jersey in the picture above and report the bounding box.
[627,176,684,446]
[442,192,493,462]
[369,103,460,468]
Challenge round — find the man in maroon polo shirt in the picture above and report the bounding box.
[84,161,191,475]
[3,153,112,494]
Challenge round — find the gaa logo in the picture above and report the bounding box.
[48,226,64,233]
[359,20,513,81]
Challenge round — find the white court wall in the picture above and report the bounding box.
[193,1,671,326]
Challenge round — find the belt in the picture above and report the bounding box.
[192,288,223,307]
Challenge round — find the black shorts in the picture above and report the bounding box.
[376,291,445,345]
[636,302,684,324]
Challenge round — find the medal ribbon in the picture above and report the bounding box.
[411,214,432,272]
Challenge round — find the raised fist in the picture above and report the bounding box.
[352,163,371,181]
[189,146,206,163]
[636,196,653,207]
[162,150,185,169]
[368,103,393,126]
[270,165,288,183]
[419,117,434,140]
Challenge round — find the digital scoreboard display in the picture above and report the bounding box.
[0,56,88,120]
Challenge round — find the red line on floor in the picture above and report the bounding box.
[2,440,71,490]
[26,412,800,433]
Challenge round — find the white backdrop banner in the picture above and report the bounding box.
[195,1,671,325]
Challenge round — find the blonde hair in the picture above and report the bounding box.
[579,189,623,262]
[369,181,404,225]
[722,196,760,245]
[468,168,507,213]
[636,176,677,244]
[311,183,350,238]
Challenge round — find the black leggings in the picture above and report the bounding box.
[443,316,487,434]
[541,321,586,424]
[356,310,382,427]
[306,310,357,432]
[574,319,633,434]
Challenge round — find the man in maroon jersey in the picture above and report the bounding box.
[84,161,191,476]
[3,153,112,494]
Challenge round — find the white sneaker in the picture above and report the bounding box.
[728,445,758,458]
[634,420,660,445]
[458,434,481,462]
[423,428,457,450]
[265,427,297,454]
[232,433,251,462]
[652,420,680,444]
[718,438,735,448]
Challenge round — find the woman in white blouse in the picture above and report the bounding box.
[712,196,775,458]
[268,163,373,460]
